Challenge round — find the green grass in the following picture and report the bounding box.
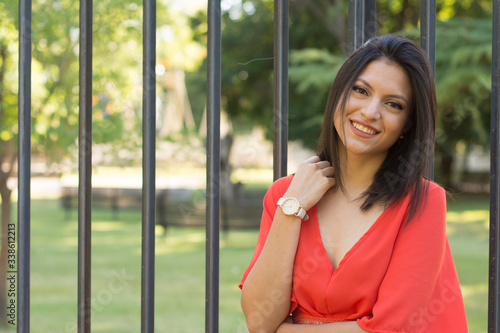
[1,192,490,332]
[447,194,489,333]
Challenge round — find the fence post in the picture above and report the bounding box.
[347,0,376,54]
[141,0,156,331]
[489,0,500,331]
[77,0,93,331]
[206,0,221,332]
[17,0,32,331]
[420,0,436,74]
[419,0,436,179]
[347,0,363,54]
[364,0,376,42]
[273,0,289,181]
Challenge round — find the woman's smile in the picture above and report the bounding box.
[350,120,380,136]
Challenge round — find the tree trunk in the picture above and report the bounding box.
[0,179,12,326]
[439,153,454,189]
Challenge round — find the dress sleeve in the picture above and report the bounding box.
[238,176,293,289]
[357,183,467,333]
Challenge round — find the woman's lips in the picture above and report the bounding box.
[350,120,380,137]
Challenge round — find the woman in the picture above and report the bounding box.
[239,35,468,332]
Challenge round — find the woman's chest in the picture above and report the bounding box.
[316,196,385,269]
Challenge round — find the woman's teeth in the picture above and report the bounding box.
[352,121,378,135]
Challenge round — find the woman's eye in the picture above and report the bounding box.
[353,86,367,95]
[387,101,403,110]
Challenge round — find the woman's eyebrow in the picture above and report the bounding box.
[358,78,409,105]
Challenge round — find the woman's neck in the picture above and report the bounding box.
[337,147,387,199]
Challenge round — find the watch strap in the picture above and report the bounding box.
[297,207,309,221]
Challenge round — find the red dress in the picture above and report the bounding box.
[240,176,468,332]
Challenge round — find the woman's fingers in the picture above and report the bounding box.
[304,155,321,164]
[315,160,332,170]
[321,166,335,178]
[283,156,336,211]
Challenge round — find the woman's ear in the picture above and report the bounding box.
[402,119,412,134]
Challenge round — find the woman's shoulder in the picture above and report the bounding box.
[407,178,447,224]
[422,178,446,201]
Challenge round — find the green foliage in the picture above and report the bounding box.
[0,2,18,143]
[0,0,207,166]
[187,0,348,147]
[434,18,492,150]
[287,49,346,148]
[289,49,345,95]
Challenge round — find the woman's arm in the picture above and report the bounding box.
[241,156,335,333]
[241,210,303,333]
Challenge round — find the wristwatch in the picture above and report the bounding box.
[277,197,309,220]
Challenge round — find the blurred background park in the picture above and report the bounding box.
[0,0,494,331]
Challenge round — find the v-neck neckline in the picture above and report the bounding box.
[311,204,391,276]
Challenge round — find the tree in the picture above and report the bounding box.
[433,18,491,186]
[187,0,349,148]
[0,0,207,326]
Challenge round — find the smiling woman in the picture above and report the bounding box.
[239,34,468,333]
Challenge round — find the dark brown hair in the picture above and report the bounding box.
[317,34,437,222]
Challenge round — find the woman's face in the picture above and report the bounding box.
[334,59,412,162]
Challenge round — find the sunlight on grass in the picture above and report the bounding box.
[447,210,489,225]
[92,221,128,231]
[461,283,488,298]
[155,231,206,255]
[232,167,273,187]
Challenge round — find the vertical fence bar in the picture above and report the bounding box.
[488,0,500,331]
[347,0,364,54]
[364,0,376,42]
[206,0,221,331]
[419,0,436,179]
[78,0,93,331]
[17,0,32,331]
[420,0,436,74]
[273,0,289,181]
[141,0,156,331]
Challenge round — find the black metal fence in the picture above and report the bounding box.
[14,0,500,332]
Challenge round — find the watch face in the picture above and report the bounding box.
[282,198,300,215]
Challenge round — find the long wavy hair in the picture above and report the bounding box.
[317,34,437,223]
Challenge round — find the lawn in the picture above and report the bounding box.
[2,191,489,332]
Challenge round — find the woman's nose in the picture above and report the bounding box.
[360,100,381,120]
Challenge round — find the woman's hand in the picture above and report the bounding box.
[284,156,335,211]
